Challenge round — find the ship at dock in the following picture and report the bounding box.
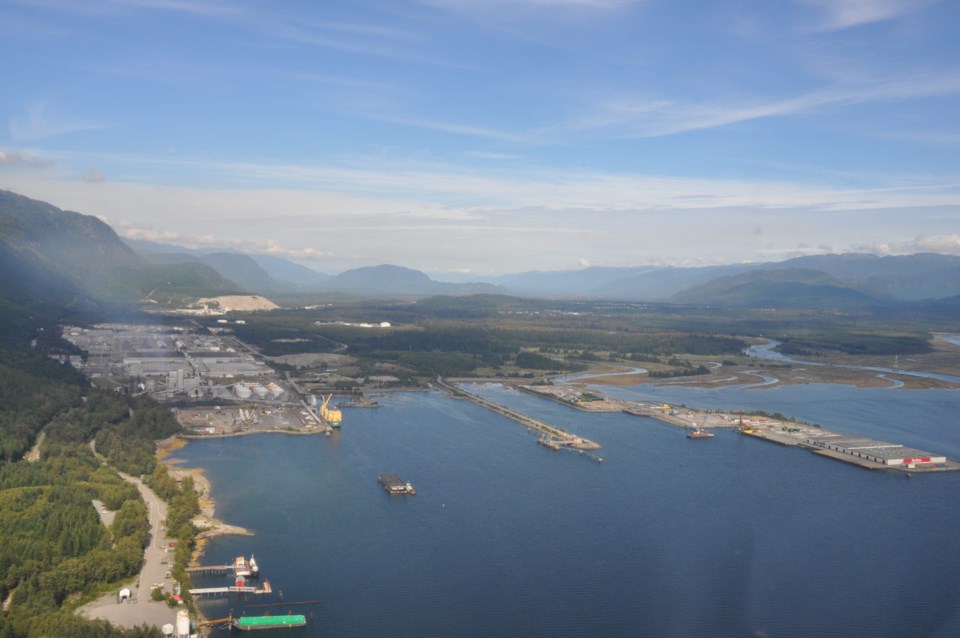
[320,394,342,428]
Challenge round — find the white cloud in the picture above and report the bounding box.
[117,226,332,260]
[798,0,938,31]
[852,234,960,255]
[578,70,960,138]
[0,148,50,167]
[21,147,960,213]
[0,149,25,165]
[4,150,958,272]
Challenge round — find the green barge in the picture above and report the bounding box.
[232,614,307,631]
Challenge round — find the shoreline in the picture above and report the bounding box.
[158,438,255,632]
[157,438,255,559]
[179,428,329,441]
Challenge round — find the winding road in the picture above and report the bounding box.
[78,445,179,630]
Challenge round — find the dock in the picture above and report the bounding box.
[188,579,273,598]
[516,382,959,474]
[186,555,259,577]
[185,565,232,575]
[437,377,601,452]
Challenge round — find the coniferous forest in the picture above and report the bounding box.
[0,304,190,637]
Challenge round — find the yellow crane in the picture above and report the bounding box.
[320,394,342,428]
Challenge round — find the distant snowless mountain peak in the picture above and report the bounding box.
[122,236,960,304]
[3,189,960,306]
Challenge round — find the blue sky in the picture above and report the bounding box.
[1,0,959,275]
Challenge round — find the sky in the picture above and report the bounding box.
[1,0,959,276]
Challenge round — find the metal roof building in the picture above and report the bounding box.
[806,435,946,467]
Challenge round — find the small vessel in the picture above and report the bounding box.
[379,473,415,494]
[687,429,715,439]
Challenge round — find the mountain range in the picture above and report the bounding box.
[3,189,960,310]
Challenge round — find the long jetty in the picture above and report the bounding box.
[437,377,600,451]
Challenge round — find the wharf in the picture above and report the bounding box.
[186,555,259,576]
[185,565,232,575]
[438,378,601,452]
[188,580,272,598]
[519,381,959,475]
[732,424,959,474]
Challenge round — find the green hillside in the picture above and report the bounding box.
[0,190,242,304]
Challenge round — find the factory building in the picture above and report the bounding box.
[806,435,946,467]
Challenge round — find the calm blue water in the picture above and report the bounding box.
[172,386,960,638]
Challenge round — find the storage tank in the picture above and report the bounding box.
[176,609,190,638]
[234,384,252,399]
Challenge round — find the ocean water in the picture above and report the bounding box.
[172,385,960,637]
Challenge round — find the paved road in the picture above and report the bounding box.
[120,471,171,602]
[78,472,183,630]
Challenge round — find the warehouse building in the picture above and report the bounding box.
[806,435,946,467]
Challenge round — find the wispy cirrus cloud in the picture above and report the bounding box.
[9,103,105,142]
[5,0,239,18]
[118,225,333,260]
[576,70,960,138]
[423,0,641,10]
[365,114,530,143]
[798,0,939,32]
[16,147,960,213]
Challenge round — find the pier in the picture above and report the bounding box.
[437,378,601,452]
[185,565,232,575]
[186,555,259,577]
[188,579,273,598]
[517,382,959,474]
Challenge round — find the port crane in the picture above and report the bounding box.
[320,394,342,427]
